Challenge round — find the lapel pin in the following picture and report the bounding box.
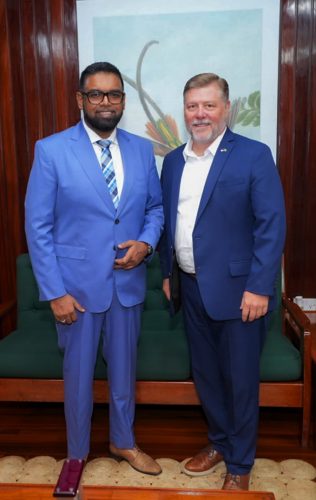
[220,148,228,152]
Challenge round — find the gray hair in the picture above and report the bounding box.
[183,73,229,101]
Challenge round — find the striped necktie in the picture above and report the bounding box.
[97,139,119,208]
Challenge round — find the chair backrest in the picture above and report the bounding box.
[15,253,191,381]
[259,273,302,381]
[15,253,301,382]
[17,254,56,333]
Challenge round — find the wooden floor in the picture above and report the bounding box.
[0,484,276,500]
[0,403,315,466]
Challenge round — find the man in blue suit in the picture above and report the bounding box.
[159,73,286,490]
[25,62,164,475]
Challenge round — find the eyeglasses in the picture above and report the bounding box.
[81,90,125,105]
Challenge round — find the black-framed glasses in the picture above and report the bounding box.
[81,90,125,105]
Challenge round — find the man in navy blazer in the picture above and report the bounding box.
[25,62,163,475]
[159,73,286,490]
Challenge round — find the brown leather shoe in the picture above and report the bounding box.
[222,472,250,490]
[109,444,162,476]
[182,445,224,476]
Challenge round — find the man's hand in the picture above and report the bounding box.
[240,291,269,322]
[162,278,171,301]
[50,294,85,325]
[114,240,148,270]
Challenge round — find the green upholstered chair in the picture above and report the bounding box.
[260,275,302,381]
[0,253,190,381]
[0,253,312,445]
[259,272,312,447]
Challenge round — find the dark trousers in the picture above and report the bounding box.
[180,271,267,474]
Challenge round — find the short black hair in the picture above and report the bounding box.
[79,62,124,90]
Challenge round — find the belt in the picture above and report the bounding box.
[180,269,196,278]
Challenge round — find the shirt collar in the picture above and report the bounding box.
[82,118,118,145]
[183,127,227,160]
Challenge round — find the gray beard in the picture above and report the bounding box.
[190,127,221,145]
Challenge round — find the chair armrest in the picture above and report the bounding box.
[282,293,312,370]
[282,293,312,391]
[0,300,16,319]
[282,294,312,331]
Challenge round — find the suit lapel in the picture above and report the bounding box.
[195,129,235,224]
[69,122,116,212]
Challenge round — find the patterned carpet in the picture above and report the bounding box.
[0,456,315,500]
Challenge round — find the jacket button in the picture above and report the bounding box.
[115,219,120,224]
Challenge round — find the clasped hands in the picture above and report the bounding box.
[51,240,148,325]
[114,240,148,270]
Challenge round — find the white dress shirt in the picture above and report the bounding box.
[175,129,226,273]
[82,119,124,197]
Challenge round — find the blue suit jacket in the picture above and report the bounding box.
[159,128,286,320]
[25,121,164,312]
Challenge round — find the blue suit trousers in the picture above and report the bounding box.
[180,272,267,474]
[56,291,142,459]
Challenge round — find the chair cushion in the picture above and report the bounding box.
[0,254,190,380]
[259,307,302,381]
[0,324,190,381]
[0,253,301,383]
[260,333,302,381]
[0,328,63,378]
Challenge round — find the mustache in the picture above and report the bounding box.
[191,120,212,126]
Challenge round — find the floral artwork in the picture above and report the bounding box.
[121,40,260,157]
[77,1,279,163]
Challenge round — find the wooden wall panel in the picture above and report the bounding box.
[304,10,316,295]
[0,0,79,337]
[0,0,315,338]
[0,0,21,335]
[278,0,316,297]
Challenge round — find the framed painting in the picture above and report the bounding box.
[77,0,280,170]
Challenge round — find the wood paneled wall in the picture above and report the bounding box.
[278,0,316,298]
[0,0,79,336]
[0,0,315,337]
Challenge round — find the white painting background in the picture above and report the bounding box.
[77,0,280,168]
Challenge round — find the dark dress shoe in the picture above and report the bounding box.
[109,443,162,476]
[222,472,250,490]
[181,445,224,476]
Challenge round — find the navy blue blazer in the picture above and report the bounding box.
[159,128,286,320]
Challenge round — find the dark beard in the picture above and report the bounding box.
[83,109,123,133]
